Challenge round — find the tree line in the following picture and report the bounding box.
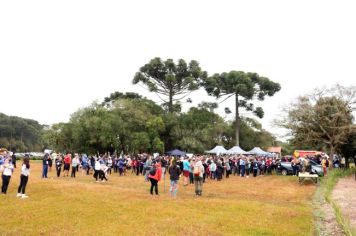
[0,113,43,151]
[42,92,277,154]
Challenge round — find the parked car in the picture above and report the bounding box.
[279,162,294,176]
[279,160,324,176]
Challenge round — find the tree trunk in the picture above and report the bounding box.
[353,157,356,181]
[346,156,350,169]
[329,145,335,170]
[169,90,173,113]
[235,94,240,146]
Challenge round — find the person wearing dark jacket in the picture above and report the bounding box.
[55,156,63,177]
[168,159,181,198]
[42,153,49,178]
[11,153,17,168]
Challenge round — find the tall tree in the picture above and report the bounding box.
[202,71,280,146]
[339,126,356,168]
[133,57,207,113]
[278,85,355,166]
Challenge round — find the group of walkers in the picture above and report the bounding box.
[39,152,294,197]
[0,153,30,198]
[2,149,346,200]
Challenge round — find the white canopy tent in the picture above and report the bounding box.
[205,145,228,155]
[247,147,271,156]
[226,146,248,155]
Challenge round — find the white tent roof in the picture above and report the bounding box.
[247,147,271,156]
[205,145,227,155]
[226,146,248,155]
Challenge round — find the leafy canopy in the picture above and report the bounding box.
[133,57,207,112]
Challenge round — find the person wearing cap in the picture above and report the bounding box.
[148,162,162,195]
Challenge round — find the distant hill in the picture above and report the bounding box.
[0,113,44,152]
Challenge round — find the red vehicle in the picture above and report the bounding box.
[293,150,322,158]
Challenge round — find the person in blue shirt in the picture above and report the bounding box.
[182,157,191,186]
[42,153,49,178]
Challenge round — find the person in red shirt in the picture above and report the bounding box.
[63,153,71,177]
[148,161,162,195]
[266,158,272,175]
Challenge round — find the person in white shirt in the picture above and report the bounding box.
[17,156,30,198]
[1,158,14,194]
[71,154,80,178]
[94,159,101,182]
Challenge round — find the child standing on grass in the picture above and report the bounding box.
[17,156,30,199]
[1,158,14,194]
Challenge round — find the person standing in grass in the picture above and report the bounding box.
[55,155,63,177]
[239,157,246,178]
[63,153,71,177]
[81,154,89,176]
[42,153,49,178]
[93,158,101,182]
[1,158,14,194]
[168,158,181,198]
[71,154,79,178]
[47,154,53,173]
[189,159,194,184]
[209,160,217,180]
[252,159,259,177]
[193,157,204,196]
[11,152,17,168]
[17,156,30,199]
[148,162,162,195]
[182,157,191,186]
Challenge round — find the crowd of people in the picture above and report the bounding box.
[0,150,347,199]
[37,153,309,197]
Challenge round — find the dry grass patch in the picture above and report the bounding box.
[0,163,315,235]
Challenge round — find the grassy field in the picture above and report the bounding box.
[0,163,315,236]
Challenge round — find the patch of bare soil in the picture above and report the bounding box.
[314,183,344,236]
[321,200,345,236]
[333,176,356,232]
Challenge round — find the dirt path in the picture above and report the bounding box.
[333,176,356,232]
[313,184,344,236]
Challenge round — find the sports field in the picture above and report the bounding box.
[0,163,315,236]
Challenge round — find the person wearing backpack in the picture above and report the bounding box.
[148,162,162,195]
[193,158,205,196]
